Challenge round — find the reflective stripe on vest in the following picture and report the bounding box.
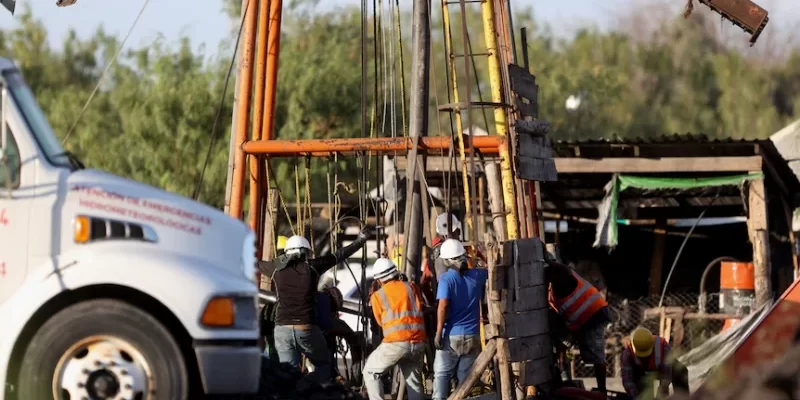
[631,336,664,371]
[554,272,607,330]
[376,282,426,336]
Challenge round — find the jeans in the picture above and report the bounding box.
[363,341,425,400]
[433,334,481,400]
[273,325,332,384]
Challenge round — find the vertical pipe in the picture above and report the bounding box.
[401,0,431,283]
[262,0,283,141]
[481,0,519,239]
[224,0,248,214]
[228,0,259,220]
[250,0,270,252]
[441,1,474,237]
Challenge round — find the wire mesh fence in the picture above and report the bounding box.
[568,292,728,378]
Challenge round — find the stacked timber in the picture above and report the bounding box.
[501,238,553,387]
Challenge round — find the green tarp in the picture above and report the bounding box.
[594,173,764,248]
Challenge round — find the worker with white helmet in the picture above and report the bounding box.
[363,258,427,400]
[621,327,688,398]
[256,227,372,384]
[432,239,488,400]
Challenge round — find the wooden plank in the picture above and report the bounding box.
[399,156,764,174]
[554,156,763,173]
[504,298,549,334]
[517,156,558,182]
[507,333,551,362]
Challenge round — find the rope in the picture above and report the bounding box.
[265,158,296,235]
[294,160,302,233]
[305,156,314,252]
[192,0,251,201]
[62,0,151,146]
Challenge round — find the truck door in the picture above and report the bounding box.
[0,95,30,304]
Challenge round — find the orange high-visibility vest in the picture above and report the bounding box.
[371,280,427,343]
[627,335,667,372]
[549,271,608,331]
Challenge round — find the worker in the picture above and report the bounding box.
[622,327,689,398]
[256,229,371,384]
[433,239,488,400]
[363,258,426,400]
[544,254,610,393]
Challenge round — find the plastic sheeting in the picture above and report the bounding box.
[676,303,772,390]
[593,173,764,248]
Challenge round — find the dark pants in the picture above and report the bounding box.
[634,361,689,396]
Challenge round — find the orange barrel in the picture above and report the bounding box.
[719,262,755,329]
[722,318,741,331]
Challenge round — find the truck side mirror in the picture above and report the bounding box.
[0,84,18,198]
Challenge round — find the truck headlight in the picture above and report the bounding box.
[241,231,257,282]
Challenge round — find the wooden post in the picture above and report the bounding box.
[447,339,498,400]
[748,178,772,308]
[649,223,666,296]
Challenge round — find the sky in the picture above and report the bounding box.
[0,0,798,55]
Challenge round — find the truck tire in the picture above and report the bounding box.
[17,299,189,400]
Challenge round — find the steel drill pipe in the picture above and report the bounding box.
[241,135,504,156]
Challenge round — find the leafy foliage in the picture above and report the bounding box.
[2,2,800,209]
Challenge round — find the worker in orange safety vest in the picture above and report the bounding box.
[621,327,689,398]
[363,258,427,400]
[545,254,611,393]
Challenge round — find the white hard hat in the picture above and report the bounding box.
[439,239,466,259]
[284,235,311,255]
[435,213,462,236]
[373,258,399,282]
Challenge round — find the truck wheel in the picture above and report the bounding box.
[17,299,189,400]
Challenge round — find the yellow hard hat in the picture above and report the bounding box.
[630,327,655,358]
[277,235,289,251]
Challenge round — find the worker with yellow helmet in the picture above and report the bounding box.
[621,327,689,398]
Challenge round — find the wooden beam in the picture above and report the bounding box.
[555,156,762,173]
[397,156,763,174]
[748,178,772,308]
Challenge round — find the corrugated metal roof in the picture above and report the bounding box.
[552,133,762,146]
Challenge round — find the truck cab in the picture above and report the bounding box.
[0,58,262,399]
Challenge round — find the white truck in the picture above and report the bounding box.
[0,58,262,399]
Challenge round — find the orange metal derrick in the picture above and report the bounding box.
[241,135,504,156]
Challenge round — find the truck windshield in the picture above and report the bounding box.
[5,71,71,169]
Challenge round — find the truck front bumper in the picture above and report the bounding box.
[194,341,262,394]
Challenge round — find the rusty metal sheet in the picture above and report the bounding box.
[517,156,558,182]
[508,333,551,362]
[515,98,538,119]
[502,238,544,265]
[515,119,550,137]
[519,357,553,386]
[507,261,547,288]
[697,0,769,45]
[506,284,549,313]
[519,135,553,159]
[505,307,550,338]
[508,64,538,102]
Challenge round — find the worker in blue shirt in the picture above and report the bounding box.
[432,239,489,400]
